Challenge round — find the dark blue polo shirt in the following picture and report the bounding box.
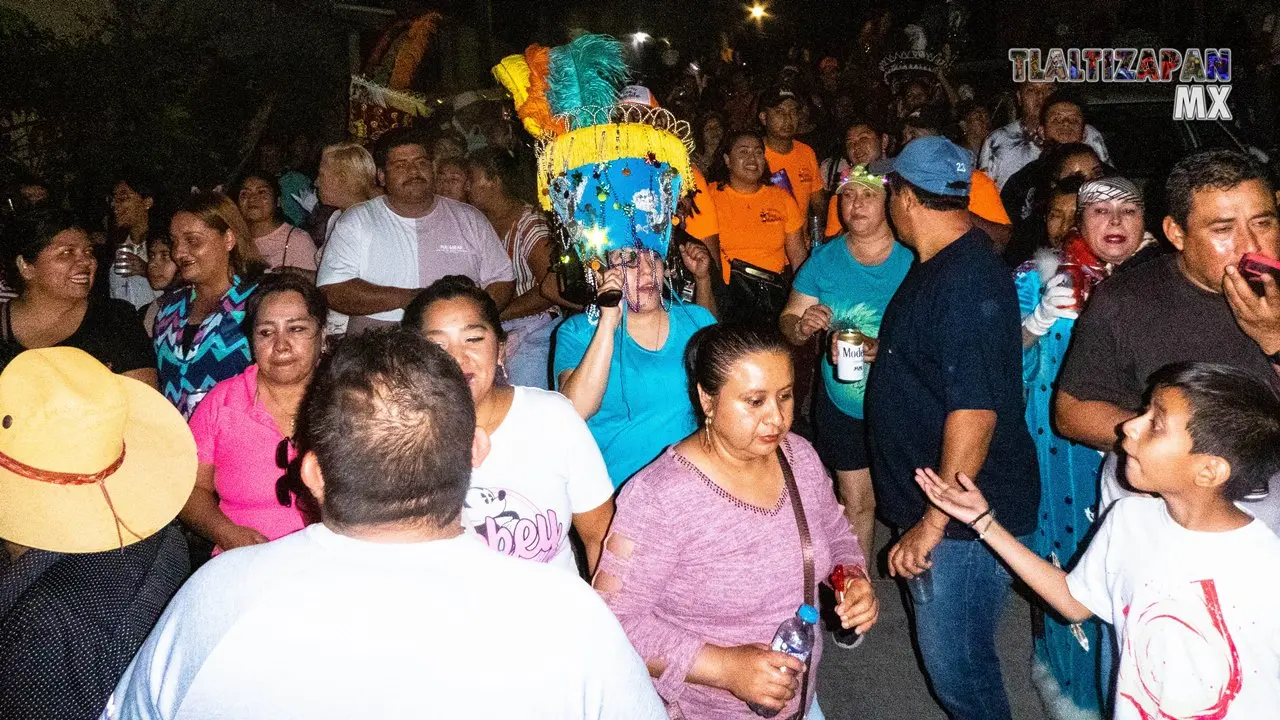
[867,228,1039,537]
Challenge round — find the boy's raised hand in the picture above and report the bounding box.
[914,468,990,526]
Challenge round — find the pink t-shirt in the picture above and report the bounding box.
[254,223,319,272]
[189,364,307,551]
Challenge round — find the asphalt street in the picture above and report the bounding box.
[816,523,1044,719]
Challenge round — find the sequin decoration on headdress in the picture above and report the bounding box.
[1077,177,1143,210]
[493,34,694,318]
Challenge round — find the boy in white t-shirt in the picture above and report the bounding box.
[916,362,1280,719]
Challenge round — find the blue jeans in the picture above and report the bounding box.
[905,535,1016,720]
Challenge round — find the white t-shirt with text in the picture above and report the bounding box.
[1067,497,1280,719]
[466,386,614,573]
[102,525,664,720]
[316,195,514,323]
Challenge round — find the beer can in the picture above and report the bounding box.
[836,328,866,383]
[112,246,136,277]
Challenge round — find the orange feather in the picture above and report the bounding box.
[520,44,566,136]
[390,12,441,90]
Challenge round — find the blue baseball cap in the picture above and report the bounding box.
[889,136,972,197]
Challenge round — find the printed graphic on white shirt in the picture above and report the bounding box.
[464,486,566,564]
[1117,578,1241,719]
[1065,497,1280,720]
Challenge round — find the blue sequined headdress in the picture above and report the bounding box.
[493,35,694,282]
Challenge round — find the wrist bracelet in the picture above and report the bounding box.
[977,515,997,541]
[967,508,993,529]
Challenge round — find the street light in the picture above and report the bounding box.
[748,3,767,20]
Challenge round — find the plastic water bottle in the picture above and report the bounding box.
[748,604,819,717]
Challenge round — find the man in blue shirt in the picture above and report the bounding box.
[866,137,1039,720]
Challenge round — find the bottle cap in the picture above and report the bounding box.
[797,604,819,624]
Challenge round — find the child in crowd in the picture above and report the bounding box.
[916,361,1280,719]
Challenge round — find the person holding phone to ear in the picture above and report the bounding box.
[555,246,715,489]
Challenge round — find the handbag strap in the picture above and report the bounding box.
[778,444,814,720]
[281,227,294,267]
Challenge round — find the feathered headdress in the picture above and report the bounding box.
[492,34,693,270]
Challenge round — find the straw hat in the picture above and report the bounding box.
[0,348,196,553]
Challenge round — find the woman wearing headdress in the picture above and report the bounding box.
[555,244,716,488]
[1013,175,1154,720]
[495,34,719,488]
[546,96,718,487]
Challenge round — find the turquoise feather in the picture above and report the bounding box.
[547,34,628,128]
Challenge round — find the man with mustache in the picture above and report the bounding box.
[1056,150,1280,528]
[318,127,514,335]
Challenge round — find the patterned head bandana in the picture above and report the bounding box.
[1077,177,1143,211]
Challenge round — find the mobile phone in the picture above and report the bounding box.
[1237,252,1280,292]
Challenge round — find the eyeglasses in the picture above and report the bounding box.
[274,437,295,507]
[609,248,658,269]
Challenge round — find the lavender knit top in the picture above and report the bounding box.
[596,434,865,719]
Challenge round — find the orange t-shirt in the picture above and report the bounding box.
[824,195,841,238]
[708,183,803,281]
[765,141,821,215]
[682,166,719,241]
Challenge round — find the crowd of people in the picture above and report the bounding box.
[2,25,1280,720]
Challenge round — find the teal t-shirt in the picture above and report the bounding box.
[553,303,716,487]
[792,237,913,419]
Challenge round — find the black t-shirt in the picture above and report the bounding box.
[1058,253,1279,411]
[867,229,1040,536]
[1000,157,1042,228]
[0,295,156,374]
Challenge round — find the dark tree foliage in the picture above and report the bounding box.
[1,0,347,216]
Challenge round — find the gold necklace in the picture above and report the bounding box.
[258,382,298,439]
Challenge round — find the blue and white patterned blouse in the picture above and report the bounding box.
[154,276,258,419]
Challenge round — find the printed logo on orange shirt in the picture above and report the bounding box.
[759,209,785,224]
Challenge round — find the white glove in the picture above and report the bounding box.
[1023,273,1079,337]
[291,188,318,214]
